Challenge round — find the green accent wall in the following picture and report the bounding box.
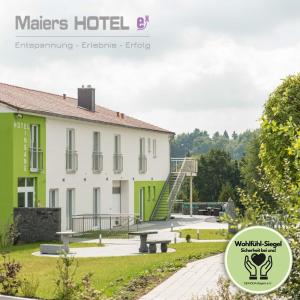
[0,113,46,224]
[0,114,14,224]
[134,180,165,221]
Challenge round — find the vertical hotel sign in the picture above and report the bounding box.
[14,120,30,172]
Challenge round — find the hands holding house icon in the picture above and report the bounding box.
[244,254,273,280]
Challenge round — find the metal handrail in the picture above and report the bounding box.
[171,157,198,174]
[149,173,172,220]
[168,158,187,217]
[71,214,140,234]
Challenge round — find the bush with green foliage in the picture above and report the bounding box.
[226,73,300,298]
[0,221,19,250]
[260,73,300,185]
[186,234,191,243]
[54,252,102,300]
[198,277,280,300]
[20,276,39,298]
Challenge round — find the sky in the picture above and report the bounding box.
[1,0,300,135]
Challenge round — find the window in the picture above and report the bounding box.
[139,188,145,221]
[93,188,101,226]
[113,135,123,173]
[66,189,75,230]
[49,189,59,208]
[153,139,157,158]
[148,138,151,153]
[30,125,42,172]
[92,132,103,173]
[17,178,35,208]
[66,129,77,173]
[114,135,121,154]
[153,186,156,201]
[139,138,147,173]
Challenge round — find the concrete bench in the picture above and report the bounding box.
[146,240,171,253]
[40,244,68,255]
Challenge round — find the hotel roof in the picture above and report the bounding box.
[0,83,173,134]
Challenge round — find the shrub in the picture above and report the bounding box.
[197,277,280,300]
[0,255,22,295]
[20,276,39,298]
[74,273,102,300]
[0,220,20,251]
[54,252,79,300]
[186,234,191,243]
[54,252,103,300]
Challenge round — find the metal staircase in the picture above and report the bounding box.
[150,158,197,221]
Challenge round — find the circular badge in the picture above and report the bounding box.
[225,226,292,294]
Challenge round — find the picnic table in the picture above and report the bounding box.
[56,231,76,253]
[198,209,208,215]
[128,231,158,253]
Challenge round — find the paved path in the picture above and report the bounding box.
[33,215,228,258]
[140,254,228,300]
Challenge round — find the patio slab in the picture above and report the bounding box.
[32,238,176,258]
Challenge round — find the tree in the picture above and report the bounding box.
[260,73,300,184]
[223,130,229,139]
[232,73,300,298]
[218,182,235,202]
[194,149,241,203]
[240,130,261,195]
[232,131,238,140]
[170,129,257,160]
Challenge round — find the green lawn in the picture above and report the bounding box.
[178,229,232,240]
[1,241,226,299]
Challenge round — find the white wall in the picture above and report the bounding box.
[45,116,171,229]
[0,104,15,112]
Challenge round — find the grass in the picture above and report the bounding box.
[177,229,233,240]
[0,241,226,299]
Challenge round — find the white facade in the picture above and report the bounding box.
[0,104,15,112]
[45,116,171,229]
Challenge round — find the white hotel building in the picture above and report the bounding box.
[0,83,176,230]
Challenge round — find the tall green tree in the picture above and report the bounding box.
[260,73,300,184]
[233,73,300,298]
[240,130,261,195]
[194,149,241,203]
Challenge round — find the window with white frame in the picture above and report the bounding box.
[139,137,147,173]
[92,132,103,173]
[148,138,151,153]
[49,189,59,208]
[66,188,75,230]
[18,177,35,208]
[153,139,157,158]
[93,187,101,226]
[30,125,41,172]
[66,129,77,173]
[113,134,123,173]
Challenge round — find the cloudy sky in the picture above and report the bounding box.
[1,0,300,135]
